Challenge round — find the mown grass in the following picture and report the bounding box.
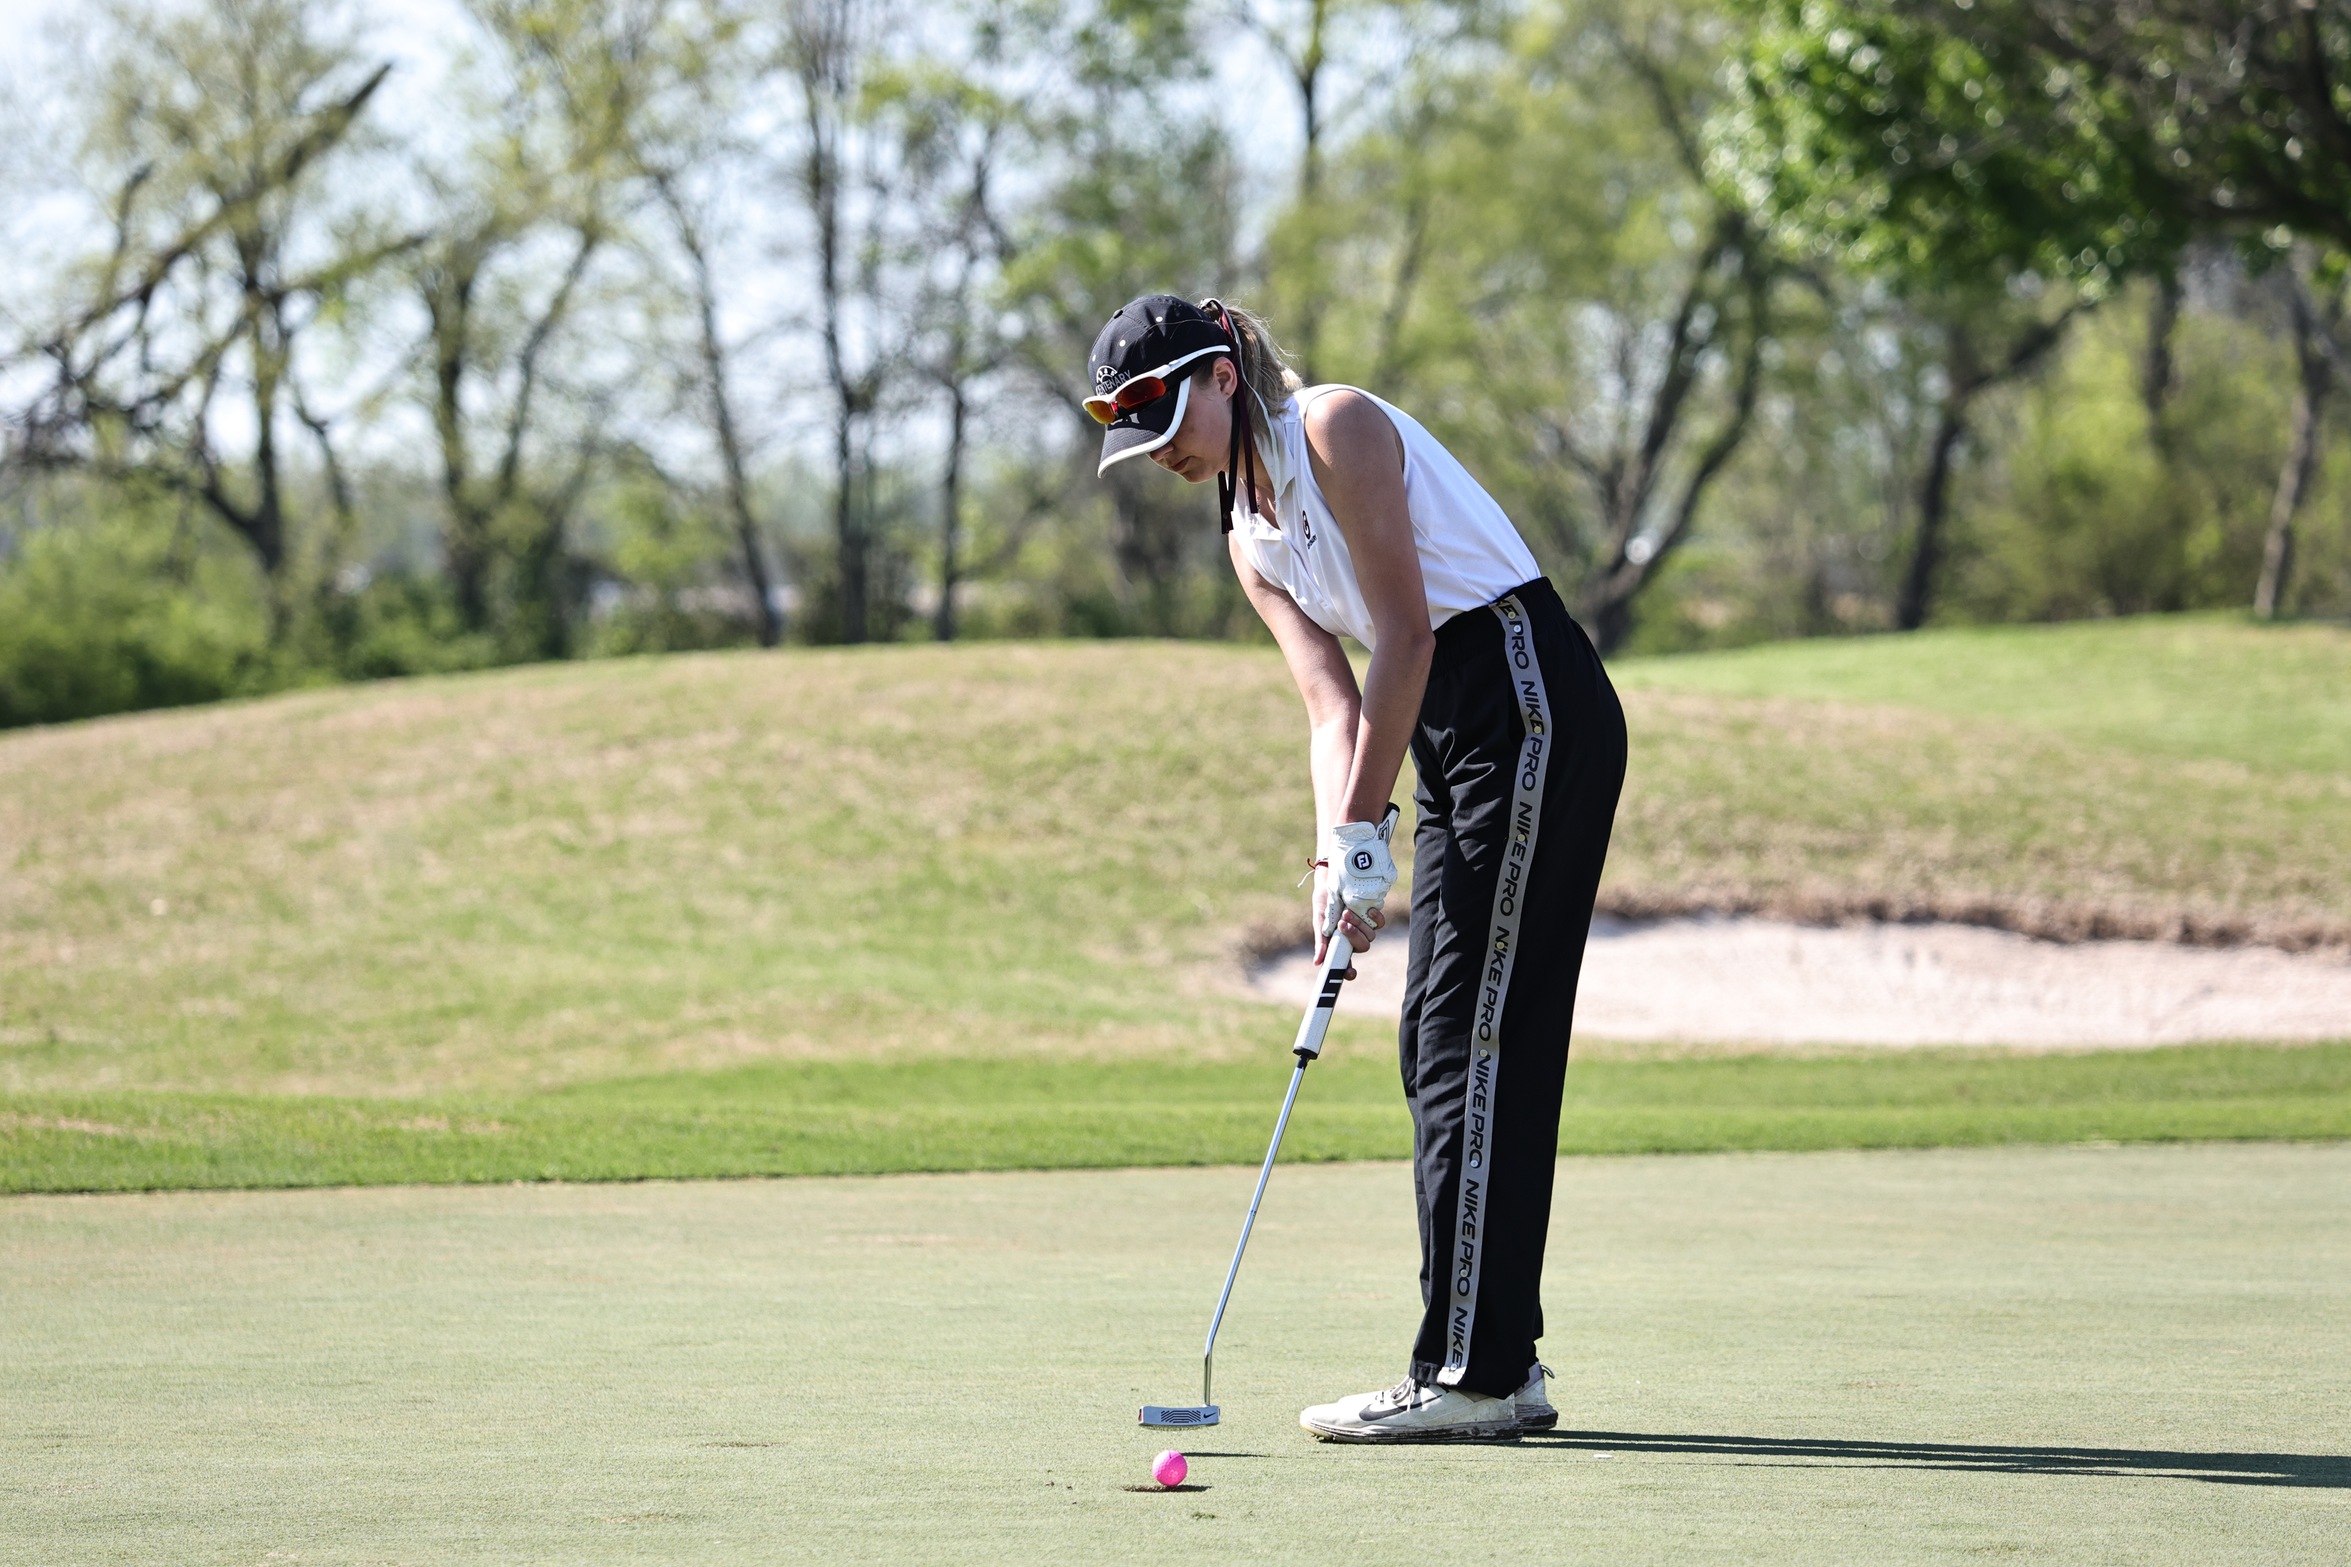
[4,1039,2346,1194]
[2,615,2346,1190]
[1616,611,2351,775]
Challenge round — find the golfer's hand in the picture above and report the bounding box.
[1309,867,1385,974]
[1328,819,1397,941]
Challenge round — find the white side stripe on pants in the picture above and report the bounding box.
[1437,593,1554,1387]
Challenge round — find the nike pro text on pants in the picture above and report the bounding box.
[1400,577,1626,1397]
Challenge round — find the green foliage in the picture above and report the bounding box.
[1626,273,2351,646]
[1726,0,2351,264]
[0,496,270,728]
[7,0,2349,717]
[312,572,502,681]
[1945,297,2280,621]
[1714,0,2189,295]
[582,478,763,656]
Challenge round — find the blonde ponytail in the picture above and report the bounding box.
[1199,299,1303,417]
[1197,298,1302,533]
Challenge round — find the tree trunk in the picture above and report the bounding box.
[2255,275,2334,619]
[807,99,866,643]
[1270,0,1332,382]
[787,1,871,644]
[1897,308,2079,632]
[1569,231,1763,653]
[1897,395,1971,632]
[1368,188,1428,388]
[424,264,493,631]
[2142,272,2181,457]
[935,382,965,642]
[243,349,287,584]
[657,175,780,648]
[291,381,356,587]
[490,229,599,650]
[832,403,867,644]
[720,403,782,648]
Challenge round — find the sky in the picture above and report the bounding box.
[0,0,1311,190]
[0,0,1324,480]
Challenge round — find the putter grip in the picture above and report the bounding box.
[1292,804,1394,1060]
[1290,915,1353,1060]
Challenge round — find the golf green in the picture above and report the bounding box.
[4,1145,2347,1563]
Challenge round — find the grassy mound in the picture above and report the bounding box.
[1607,615,2351,947]
[2,615,2346,1189]
[1,643,1316,1096]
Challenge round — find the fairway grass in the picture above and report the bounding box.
[4,1144,2346,1564]
[3,1038,2347,1194]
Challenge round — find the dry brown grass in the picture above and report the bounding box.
[1607,691,2351,953]
[3,632,2345,1096]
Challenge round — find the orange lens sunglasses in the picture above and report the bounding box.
[1082,345,1228,425]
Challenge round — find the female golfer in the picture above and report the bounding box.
[1086,295,1628,1443]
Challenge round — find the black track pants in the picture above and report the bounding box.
[1400,577,1626,1398]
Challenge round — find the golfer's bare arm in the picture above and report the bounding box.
[1230,390,1434,947]
[1304,391,1434,828]
[1230,550,1361,837]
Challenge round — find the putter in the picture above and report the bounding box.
[1140,805,1398,1429]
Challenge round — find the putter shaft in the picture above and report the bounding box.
[1199,915,1355,1409]
[1150,810,1393,1428]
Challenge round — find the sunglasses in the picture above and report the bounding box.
[1083,345,1228,425]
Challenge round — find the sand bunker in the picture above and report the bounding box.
[1242,914,2351,1048]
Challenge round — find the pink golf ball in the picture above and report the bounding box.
[1151,1450,1188,1488]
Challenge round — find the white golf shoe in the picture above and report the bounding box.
[1299,1378,1522,1443]
[1513,1362,1557,1431]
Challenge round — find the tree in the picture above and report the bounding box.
[995,0,1246,635]
[409,0,658,657]
[1246,0,1463,386]
[1963,1,2351,256]
[1713,0,2144,626]
[2255,248,2346,618]
[1245,0,1340,381]
[1888,291,2079,627]
[1320,0,1779,650]
[646,168,784,646]
[776,0,897,644]
[623,2,786,647]
[1717,0,2351,620]
[5,0,399,629]
[871,48,1014,642]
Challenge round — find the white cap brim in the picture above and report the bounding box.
[1096,376,1192,476]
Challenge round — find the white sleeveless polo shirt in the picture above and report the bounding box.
[1230,385,1539,650]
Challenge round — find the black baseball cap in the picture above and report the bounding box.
[1086,295,1232,475]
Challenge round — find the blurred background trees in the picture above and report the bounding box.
[3,0,2346,726]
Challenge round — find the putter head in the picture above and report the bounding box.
[1138,1404,1220,1428]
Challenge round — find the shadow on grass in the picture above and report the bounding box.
[1533,1430,2351,1489]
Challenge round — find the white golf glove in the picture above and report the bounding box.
[1325,817,1398,929]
